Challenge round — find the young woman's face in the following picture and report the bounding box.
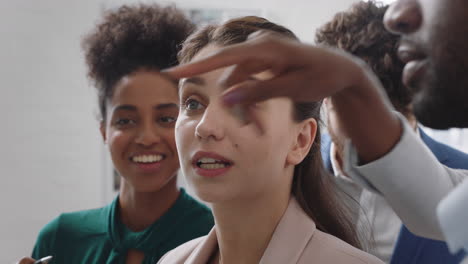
[176,45,314,203]
[102,70,180,193]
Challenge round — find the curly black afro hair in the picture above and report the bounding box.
[82,3,194,119]
[315,1,412,116]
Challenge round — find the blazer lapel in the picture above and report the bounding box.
[260,197,316,264]
[390,225,426,264]
[419,128,449,163]
[185,228,218,264]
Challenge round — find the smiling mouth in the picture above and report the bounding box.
[131,154,165,164]
[196,157,232,169]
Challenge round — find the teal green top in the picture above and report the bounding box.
[32,189,214,264]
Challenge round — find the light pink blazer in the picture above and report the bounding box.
[158,198,383,264]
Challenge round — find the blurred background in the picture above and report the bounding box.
[1,0,467,262]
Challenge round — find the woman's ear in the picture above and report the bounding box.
[100,121,107,143]
[287,118,317,165]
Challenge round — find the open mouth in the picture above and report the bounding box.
[131,154,165,164]
[196,157,233,169]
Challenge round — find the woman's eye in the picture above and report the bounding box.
[114,118,135,127]
[184,98,204,111]
[159,116,177,123]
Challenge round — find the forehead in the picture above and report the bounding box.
[180,45,231,94]
[111,70,179,104]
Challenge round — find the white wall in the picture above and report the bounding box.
[102,0,363,43]
[0,0,362,262]
[0,1,104,262]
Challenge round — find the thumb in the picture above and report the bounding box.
[15,257,36,264]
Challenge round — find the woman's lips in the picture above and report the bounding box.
[134,161,163,173]
[130,153,165,173]
[194,165,232,178]
[192,151,233,178]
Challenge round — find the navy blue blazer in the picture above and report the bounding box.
[321,129,468,264]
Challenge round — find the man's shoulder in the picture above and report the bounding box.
[421,130,468,169]
[439,145,468,169]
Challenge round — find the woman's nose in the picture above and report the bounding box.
[195,105,225,141]
[135,124,161,147]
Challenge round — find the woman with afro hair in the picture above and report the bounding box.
[17,4,213,264]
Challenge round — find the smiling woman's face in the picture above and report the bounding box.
[175,45,305,203]
[101,70,180,193]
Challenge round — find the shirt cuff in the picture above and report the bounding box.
[437,179,468,254]
[341,112,457,240]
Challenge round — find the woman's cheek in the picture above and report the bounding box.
[108,130,126,150]
[175,117,194,148]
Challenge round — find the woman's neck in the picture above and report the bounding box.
[118,177,180,232]
[211,184,291,264]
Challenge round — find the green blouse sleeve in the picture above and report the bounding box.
[31,215,61,259]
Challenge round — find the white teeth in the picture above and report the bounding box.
[198,157,218,163]
[197,157,231,169]
[132,155,163,163]
[199,163,227,169]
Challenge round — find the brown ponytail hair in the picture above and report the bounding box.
[178,16,361,249]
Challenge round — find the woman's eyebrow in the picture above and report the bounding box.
[154,103,178,110]
[181,77,205,86]
[113,104,137,112]
[179,77,205,93]
[112,104,178,113]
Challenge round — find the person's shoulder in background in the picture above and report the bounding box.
[31,205,109,259]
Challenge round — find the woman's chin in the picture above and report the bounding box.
[193,189,226,204]
[122,174,177,193]
[191,185,236,204]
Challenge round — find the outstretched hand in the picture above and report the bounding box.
[164,31,373,106]
[164,31,401,163]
